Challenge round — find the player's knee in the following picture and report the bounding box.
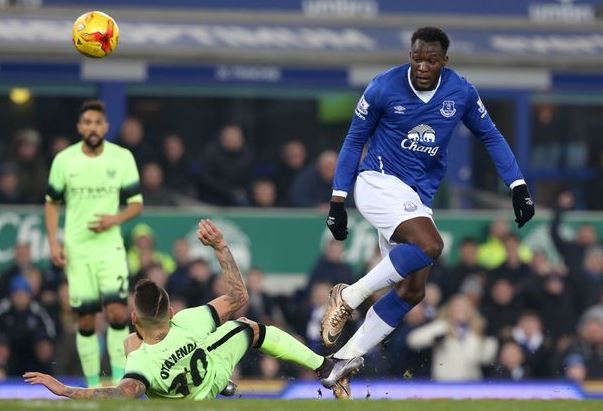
[105,304,128,325]
[77,314,96,332]
[419,238,444,259]
[236,317,262,346]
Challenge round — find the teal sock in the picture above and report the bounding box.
[76,331,101,387]
[257,325,324,371]
[107,324,129,384]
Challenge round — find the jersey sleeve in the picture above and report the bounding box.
[171,305,219,340]
[120,150,143,204]
[332,78,383,196]
[46,154,66,203]
[123,350,155,391]
[462,83,525,188]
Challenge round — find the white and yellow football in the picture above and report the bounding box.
[72,11,119,58]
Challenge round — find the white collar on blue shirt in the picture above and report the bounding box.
[407,66,442,104]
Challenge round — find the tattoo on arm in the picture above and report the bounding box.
[64,379,145,399]
[215,246,248,314]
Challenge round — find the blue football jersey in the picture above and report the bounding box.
[333,64,524,207]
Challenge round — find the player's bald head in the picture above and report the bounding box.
[133,279,170,327]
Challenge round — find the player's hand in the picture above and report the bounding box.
[197,219,227,249]
[49,241,67,269]
[512,184,535,229]
[326,201,348,240]
[88,214,118,233]
[23,372,68,397]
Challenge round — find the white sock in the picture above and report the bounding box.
[334,307,395,359]
[342,256,399,309]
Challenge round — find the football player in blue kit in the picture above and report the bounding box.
[318,27,535,389]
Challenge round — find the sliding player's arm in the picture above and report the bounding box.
[197,219,249,324]
[23,372,145,399]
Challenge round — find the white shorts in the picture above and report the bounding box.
[354,171,433,256]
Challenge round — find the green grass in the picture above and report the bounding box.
[1,400,602,411]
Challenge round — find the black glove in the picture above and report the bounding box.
[512,184,535,228]
[326,201,348,240]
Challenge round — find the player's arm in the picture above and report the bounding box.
[461,83,534,228]
[327,79,382,240]
[23,372,145,399]
[197,219,249,324]
[332,79,382,202]
[45,155,67,268]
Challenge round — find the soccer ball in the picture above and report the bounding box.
[72,11,119,58]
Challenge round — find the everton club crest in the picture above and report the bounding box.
[440,100,456,118]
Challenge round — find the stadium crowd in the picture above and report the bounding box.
[0,190,602,383]
[1,114,603,210]
[0,122,341,209]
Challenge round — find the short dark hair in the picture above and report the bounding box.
[134,279,170,325]
[411,27,450,53]
[79,99,106,116]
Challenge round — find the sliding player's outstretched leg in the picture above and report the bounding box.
[237,317,363,399]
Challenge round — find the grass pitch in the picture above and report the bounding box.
[1,400,602,411]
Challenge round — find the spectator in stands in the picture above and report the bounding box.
[407,294,498,381]
[0,242,37,300]
[307,238,355,289]
[437,237,484,302]
[0,276,56,376]
[564,305,603,381]
[289,150,339,209]
[477,219,532,270]
[274,140,307,206]
[510,311,556,377]
[489,233,533,288]
[0,163,23,204]
[238,267,283,326]
[46,136,71,163]
[160,133,196,197]
[116,116,155,166]
[126,223,176,277]
[12,128,48,203]
[303,281,332,354]
[171,258,215,308]
[140,162,178,206]
[480,278,522,339]
[523,251,579,339]
[487,341,529,380]
[250,178,278,207]
[551,191,599,272]
[197,124,254,206]
[173,237,191,273]
[574,246,603,312]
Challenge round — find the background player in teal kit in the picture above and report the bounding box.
[25,219,363,399]
[45,100,143,386]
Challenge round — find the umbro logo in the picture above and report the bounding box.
[393,105,406,114]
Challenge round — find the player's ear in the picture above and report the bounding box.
[443,54,449,65]
[169,306,175,319]
[131,311,137,325]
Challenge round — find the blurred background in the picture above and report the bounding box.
[1,0,603,400]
